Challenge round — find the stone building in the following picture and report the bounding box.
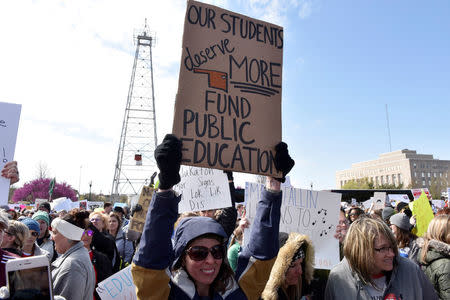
[336,149,450,189]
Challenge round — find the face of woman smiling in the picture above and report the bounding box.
[184,238,222,296]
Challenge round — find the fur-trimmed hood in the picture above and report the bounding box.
[427,239,450,260]
[261,233,315,300]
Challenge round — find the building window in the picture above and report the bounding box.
[422,172,425,178]
[434,173,437,178]
[381,176,384,184]
[375,176,379,185]
[422,180,426,186]
[398,174,402,184]
[340,180,343,187]
[440,173,442,178]
[428,180,431,186]
[428,172,431,178]
[392,174,396,185]
[413,163,417,169]
[386,175,390,184]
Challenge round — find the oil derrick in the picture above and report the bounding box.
[111,20,157,201]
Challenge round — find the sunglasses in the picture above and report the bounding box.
[90,218,102,222]
[83,230,94,237]
[186,245,225,261]
[30,231,39,237]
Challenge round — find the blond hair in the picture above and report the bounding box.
[7,220,30,249]
[89,211,109,231]
[343,216,398,286]
[420,215,450,263]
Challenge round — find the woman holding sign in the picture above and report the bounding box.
[131,134,294,300]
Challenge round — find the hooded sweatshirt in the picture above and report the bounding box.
[132,188,282,300]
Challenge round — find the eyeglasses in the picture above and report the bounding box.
[186,245,225,261]
[30,231,39,237]
[90,218,101,222]
[374,246,394,254]
[83,230,93,237]
[3,230,13,236]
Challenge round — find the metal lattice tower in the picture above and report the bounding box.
[111,20,157,201]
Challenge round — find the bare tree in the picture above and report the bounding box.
[35,161,51,179]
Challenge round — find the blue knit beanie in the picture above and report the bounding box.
[21,218,40,235]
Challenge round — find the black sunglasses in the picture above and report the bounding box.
[30,231,39,237]
[186,245,225,261]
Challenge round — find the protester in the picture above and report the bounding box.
[131,134,294,299]
[72,210,113,300]
[261,232,315,300]
[39,202,52,214]
[20,217,51,260]
[389,212,417,258]
[51,214,95,300]
[113,206,129,227]
[32,210,56,261]
[108,212,134,266]
[89,211,121,272]
[103,202,113,215]
[1,220,29,256]
[0,210,19,287]
[381,206,395,225]
[417,214,450,300]
[325,216,438,300]
[347,206,364,224]
[227,217,249,272]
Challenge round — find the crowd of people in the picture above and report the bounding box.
[1,137,449,300]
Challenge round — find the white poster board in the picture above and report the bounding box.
[51,197,73,212]
[0,102,21,205]
[173,166,231,213]
[244,182,341,270]
[96,265,136,300]
[432,200,445,209]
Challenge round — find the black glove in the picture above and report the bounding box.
[274,142,295,183]
[154,134,182,189]
[131,204,143,217]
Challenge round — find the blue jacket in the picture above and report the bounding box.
[132,188,281,300]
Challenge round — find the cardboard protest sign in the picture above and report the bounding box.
[173,166,231,213]
[411,191,434,237]
[173,0,283,177]
[0,102,21,205]
[244,183,341,270]
[96,265,136,300]
[128,186,155,233]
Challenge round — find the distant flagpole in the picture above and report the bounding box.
[385,104,392,152]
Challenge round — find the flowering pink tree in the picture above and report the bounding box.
[12,178,77,203]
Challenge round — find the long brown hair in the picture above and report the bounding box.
[343,216,398,286]
[393,225,417,248]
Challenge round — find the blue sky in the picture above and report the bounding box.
[0,0,449,194]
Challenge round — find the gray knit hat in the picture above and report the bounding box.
[390,213,411,231]
[382,207,395,221]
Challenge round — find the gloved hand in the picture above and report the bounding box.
[273,142,295,183]
[154,134,182,190]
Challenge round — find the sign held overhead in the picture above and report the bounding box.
[173,0,283,177]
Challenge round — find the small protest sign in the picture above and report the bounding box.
[387,194,410,204]
[173,166,231,213]
[411,191,434,237]
[411,188,431,200]
[96,265,136,300]
[87,201,104,211]
[172,0,283,177]
[244,183,341,270]
[0,102,21,205]
[128,186,155,233]
[79,200,87,210]
[51,197,73,212]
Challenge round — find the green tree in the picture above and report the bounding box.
[341,177,404,190]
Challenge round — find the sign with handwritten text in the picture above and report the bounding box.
[172,0,283,177]
[96,265,136,300]
[0,102,21,205]
[173,166,231,213]
[128,186,155,233]
[244,183,341,270]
